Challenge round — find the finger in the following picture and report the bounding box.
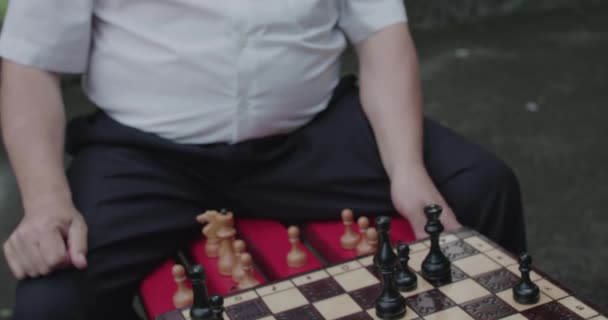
[437,206,462,230]
[8,238,39,278]
[3,242,25,279]
[17,232,51,277]
[397,210,427,239]
[68,218,88,269]
[38,229,68,272]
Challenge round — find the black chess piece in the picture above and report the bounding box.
[210,295,224,320]
[513,252,540,304]
[420,204,452,285]
[189,265,214,320]
[374,216,407,319]
[394,242,418,292]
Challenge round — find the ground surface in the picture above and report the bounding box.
[0,7,606,318]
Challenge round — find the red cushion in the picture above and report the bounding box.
[303,216,416,264]
[139,216,415,319]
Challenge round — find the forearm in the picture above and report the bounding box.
[1,60,71,212]
[357,23,424,180]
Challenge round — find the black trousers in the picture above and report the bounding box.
[12,75,526,320]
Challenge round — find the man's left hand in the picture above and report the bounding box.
[391,168,463,239]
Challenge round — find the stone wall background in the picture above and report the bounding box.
[1,1,607,27]
[404,0,607,28]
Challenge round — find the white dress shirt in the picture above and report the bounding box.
[0,0,407,144]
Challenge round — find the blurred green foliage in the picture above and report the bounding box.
[0,0,7,21]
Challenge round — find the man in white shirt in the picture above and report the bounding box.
[0,1,526,319]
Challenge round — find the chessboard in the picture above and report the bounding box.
[154,226,607,320]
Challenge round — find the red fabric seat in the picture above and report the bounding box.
[138,217,415,319]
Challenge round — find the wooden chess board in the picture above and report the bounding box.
[154,228,607,320]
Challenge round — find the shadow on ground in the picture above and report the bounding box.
[0,6,606,318]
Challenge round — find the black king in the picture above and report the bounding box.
[420,204,452,285]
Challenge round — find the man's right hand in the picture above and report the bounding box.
[3,198,88,280]
[1,61,86,280]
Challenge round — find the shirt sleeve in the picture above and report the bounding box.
[0,0,94,74]
[338,0,408,45]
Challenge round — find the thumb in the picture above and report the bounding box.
[398,211,427,240]
[68,217,88,269]
[413,223,427,240]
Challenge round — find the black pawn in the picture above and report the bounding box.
[210,295,224,320]
[421,204,452,285]
[513,252,540,304]
[374,216,407,319]
[189,265,214,320]
[395,243,418,292]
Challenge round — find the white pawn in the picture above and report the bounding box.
[340,209,360,250]
[366,228,379,253]
[238,253,260,289]
[287,226,307,268]
[356,216,372,255]
[172,264,193,308]
[232,239,246,282]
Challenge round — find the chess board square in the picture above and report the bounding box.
[258,317,276,320]
[461,295,518,320]
[439,234,460,245]
[366,307,420,320]
[327,261,363,276]
[590,316,608,320]
[453,254,502,277]
[506,264,542,281]
[224,297,272,319]
[181,309,229,320]
[358,255,374,267]
[558,296,599,318]
[335,311,374,320]
[224,290,259,306]
[366,265,380,280]
[409,249,430,272]
[334,267,380,292]
[441,240,480,262]
[497,314,527,320]
[404,289,456,316]
[485,249,517,267]
[455,229,477,239]
[313,293,363,319]
[535,279,569,300]
[439,278,491,304]
[180,308,191,320]
[298,277,345,303]
[349,283,382,310]
[473,268,521,293]
[421,233,459,247]
[464,236,494,252]
[521,300,585,320]
[400,275,435,298]
[423,306,475,320]
[261,287,308,314]
[410,242,428,252]
[450,265,468,283]
[495,289,552,312]
[292,270,330,286]
[256,280,294,297]
[275,304,322,320]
